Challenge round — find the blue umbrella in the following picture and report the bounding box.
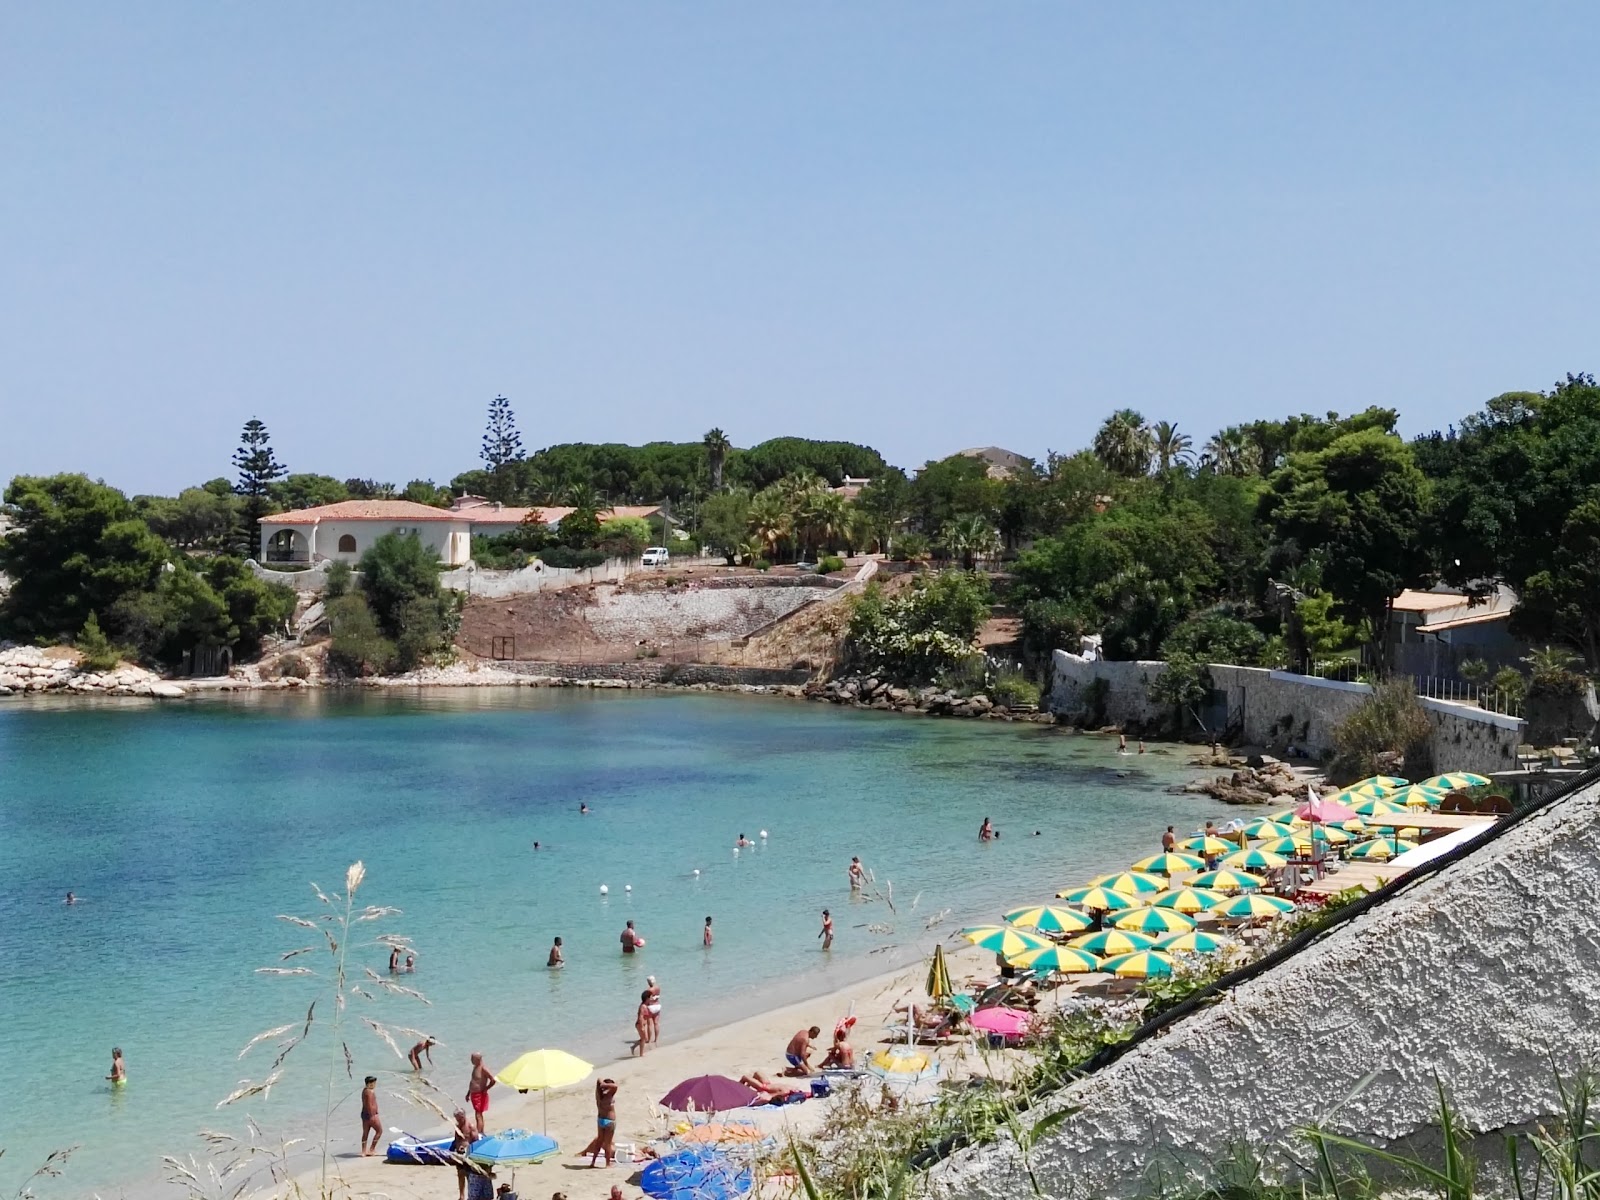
[468,1128,559,1166]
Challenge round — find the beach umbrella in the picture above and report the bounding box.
[867,1045,939,1085]
[1129,852,1206,876]
[1347,838,1417,860]
[1324,789,1375,808]
[1003,904,1094,934]
[1221,848,1288,871]
[1421,772,1490,791]
[1256,835,1315,857]
[1351,775,1409,793]
[1156,930,1231,955]
[1087,871,1166,895]
[1179,835,1236,856]
[958,926,1053,958]
[1392,785,1446,809]
[468,1128,559,1167]
[496,1048,594,1134]
[1114,907,1196,935]
[926,944,954,1002]
[970,1006,1032,1038]
[1151,887,1226,914]
[1267,809,1298,824]
[1216,893,1295,919]
[1341,817,1370,833]
[660,1074,760,1114]
[1068,928,1156,956]
[1351,796,1406,817]
[1295,795,1359,824]
[1100,950,1176,978]
[1055,886,1139,912]
[1190,868,1265,893]
[1243,818,1293,840]
[1010,945,1101,975]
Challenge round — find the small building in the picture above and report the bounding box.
[1388,587,1526,680]
[259,500,473,567]
[956,446,1031,480]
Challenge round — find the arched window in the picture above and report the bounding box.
[337,534,358,553]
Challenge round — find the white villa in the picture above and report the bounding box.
[258,497,678,567]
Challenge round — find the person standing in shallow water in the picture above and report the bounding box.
[703,916,713,947]
[819,909,834,951]
[547,937,564,968]
[107,1046,126,1084]
[978,817,993,842]
[848,856,866,891]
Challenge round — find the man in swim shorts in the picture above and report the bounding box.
[360,1074,381,1156]
[620,920,643,954]
[783,1026,821,1076]
[466,1052,495,1135]
[547,937,564,968]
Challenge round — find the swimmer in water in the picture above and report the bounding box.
[848,856,866,891]
[736,833,752,848]
[819,909,834,951]
[65,891,77,905]
[1118,733,1129,754]
[548,937,565,968]
[532,841,541,850]
[108,1046,126,1084]
[978,817,993,842]
[388,946,401,974]
[703,916,713,947]
[580,803,589,814]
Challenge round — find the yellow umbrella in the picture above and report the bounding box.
[1351,775,1409,794]
[1055,886,1139,912]
[1243,819,1293,840]
[1179,835,1235,856]
[1068,928,1155,956]
[1100,950,1176,978]
[1221,847,1288,871]
[1129,852,1206,876]
[926,944,953,1002]
[1157,929,1232,955]
[1011,945,1102,974]
[958,926,1053,958]
[1392,785,1446,809]
[1087,871,1166,895]
[1189,869,1266,893]
[1421,772,1490,791]
[1216,893,1295,919]
[1150,886,1226,914]
[1114,907,1196,935]
[497,1047,595,1133]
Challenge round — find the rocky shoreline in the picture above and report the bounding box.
[805,672,1058,723]
[0,645,187,698]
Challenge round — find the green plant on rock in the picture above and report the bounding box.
[1329,680,1432,784]
[75,611,123,672]
[844,571,991,684]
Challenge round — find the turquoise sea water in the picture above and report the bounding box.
[0,690,1233,1197]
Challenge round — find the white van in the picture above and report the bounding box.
[641,547,670,567]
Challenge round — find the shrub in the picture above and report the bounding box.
[326,593,396,676]
[274,651,310,680]
[990,670,1041,708]
[752,558,772,571]
[1161,605,1266,666]
[1523,645,1587,696]
[817,554,845,574]
[76,611,122,672]
[1458,657,1489,683]
[539,546,607,570]
[1149,653,1210,711]
[1329,679,1432,783]
[323,560,353,598]
[596,515,651,560]
[1492,665,1528,704]
[845,571,991,683]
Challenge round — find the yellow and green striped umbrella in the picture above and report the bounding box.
[958,926,1052,958]
[1352,775,1409,791]
[1068,928,1155,956]
[1056,886,1140,912]
[1420,773,1489,791]
[1222,847,1288,871]
[1216,893,1295,918]
[1003,905,1094,934]
[1341,817,1370,834]
[1180,835,1236,856]
[1114,907,1196,935]
[1189,868,1265,893]
[1129,852,1206,876]
[1244,818,1293,840]
[1392,784,1446,809]
[1257,835,1314,857]
[1156,929,1231,954]
[1347,838,1418,860]
[1351,796,1406,817]
[1100,949,1175,978]
[1087,871,1166,895]
[1324,789,1375,807]
[1151,886,1226,914]
[1267,808,1298,824]
[1011,945,1102,974]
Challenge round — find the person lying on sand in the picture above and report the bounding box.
[783,1026,821,1076]
[739,1071,806,1104]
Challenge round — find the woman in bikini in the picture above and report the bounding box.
[579,1078,619,1166]
[645,976,662,1043]
[632,990,651,1056]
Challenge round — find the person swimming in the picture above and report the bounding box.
[580,803,589,814]
[735,833,753,848]
[65,891,77,905]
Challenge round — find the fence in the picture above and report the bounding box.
[1284,656,1523,718]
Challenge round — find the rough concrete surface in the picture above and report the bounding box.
[938,776,1600,1199]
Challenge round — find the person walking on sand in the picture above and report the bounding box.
[360,1075,381,1156]
[620,920,645,954]
[703,916,713,947]
[409,1036,435,1071]
[466,1052,496,1135]
[645,976,662,1043]
[818,909,833,951]
[107,1046,126,1084]
[579,1078,619,1166]
[632,990,651,1055]
[848,856,866,891]
[547,937,565,968]
[783,1026,821,1076]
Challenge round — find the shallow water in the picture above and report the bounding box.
[0,689,1233,1196]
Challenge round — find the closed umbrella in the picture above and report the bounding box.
[660,1075,760,1114]
[1002,905,1094,934]
[1069,928,1155,956]
[926,944,953,1003]
[1114,907,1196,935]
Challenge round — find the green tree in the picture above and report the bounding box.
[703,428,731,492]
[854,468,910,554]
[400,479,452,507]
[0,474,170,642]
[1161,606,1265,665]
[1091,409,1154,477]
[698,492,751,563]
[355,533,454,670]
[232,419,288,560]
[907,455,998,535]
[1259,429,1429,669]
[596,516,651,560]
[138,486,238,550]
[202,557,295,659]
[557,505,602,549]
[343,479,397,499]
[480,395,526,504]
[1151,421,1194,476]
[939,513,1000,570]
[75,611,123,671]
[844,571,991,682]
[271,473,349,511]
[326,592,395,676]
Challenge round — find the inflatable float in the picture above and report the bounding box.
[384,1133,455,1165]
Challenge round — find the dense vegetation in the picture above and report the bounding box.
[6,375,1600,684]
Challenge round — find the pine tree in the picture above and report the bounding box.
[233,418,288,560]
[480,396,525,503]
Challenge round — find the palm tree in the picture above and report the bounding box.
[1091,410,1154,477]
[799,490,849,557]
[703,428,731,492]
[1200,427,1259,477]
[940,513,1001,570]
[747,489,792,561]
[1152,421,1194,475]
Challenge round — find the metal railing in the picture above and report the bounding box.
[1281,657,1524,718]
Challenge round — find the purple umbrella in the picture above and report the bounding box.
[659,1074,760,1113]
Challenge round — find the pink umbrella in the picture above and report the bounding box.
[969,1006,1031,1037]
[1295,795,1357,824]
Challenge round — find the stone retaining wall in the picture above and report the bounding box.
[1050,651,1524,775]
[495,661,813,687]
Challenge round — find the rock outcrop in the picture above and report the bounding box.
[0,644,187,698]
[807,673,1054,722]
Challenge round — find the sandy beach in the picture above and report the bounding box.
[297,943,1004,1200]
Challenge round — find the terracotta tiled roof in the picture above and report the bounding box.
[261,500,465,525]
[1392,589,1470,613]
[461,504,671,526]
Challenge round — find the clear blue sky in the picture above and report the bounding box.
[4,4,1598,495]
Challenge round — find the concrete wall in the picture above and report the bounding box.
[496,660,812,687]
[248,560,336,591]
[1050,651,1524,775]
[941,775,1600,1200]
[440,559,636,596]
